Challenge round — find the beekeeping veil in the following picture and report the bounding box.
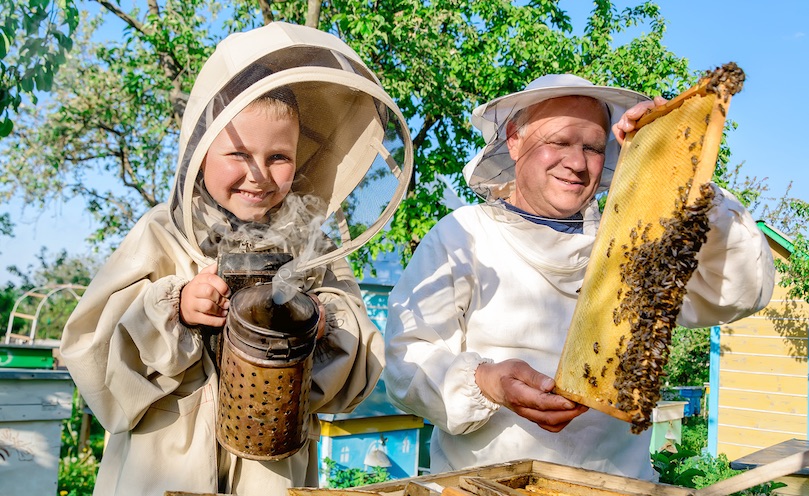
[462,74,648,202]
[169,22,412,272]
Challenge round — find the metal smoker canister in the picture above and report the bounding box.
[216,283,319,460]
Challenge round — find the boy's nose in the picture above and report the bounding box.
[246,161,270,184]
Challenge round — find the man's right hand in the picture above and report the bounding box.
[475,358,589,432]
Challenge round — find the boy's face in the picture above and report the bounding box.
[202,106,299,222]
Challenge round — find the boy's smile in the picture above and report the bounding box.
[202,105,299,222]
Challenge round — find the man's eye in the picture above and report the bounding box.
[584,145,606,155]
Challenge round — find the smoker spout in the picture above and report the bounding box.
[268,290,319,336]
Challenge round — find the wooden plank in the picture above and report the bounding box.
[720,354,808,376]
[0,379,74,422]
[718,407,807,434]
[719,371,806,394]
[731,439,809,473]
[719,389,807,415]
[722,320,808,340]
[720,334,808,356]
[717,425,804,456]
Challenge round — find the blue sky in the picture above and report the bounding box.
[1,1,807,285]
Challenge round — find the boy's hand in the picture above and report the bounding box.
[180,263,231,327]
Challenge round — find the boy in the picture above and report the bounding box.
[61,22,411,496]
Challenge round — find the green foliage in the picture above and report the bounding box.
[1,1,694,276]
[653,419,786,494]
[680,416,708,453]
[764,196,809,301]
[323,457,391,488]
[0,0,78,137]
[664,326,710,386]
[59,390,102,495]
[774,232,809,301]
[653,443,787,494]
[652,440,786,496]
[652,445,705,489]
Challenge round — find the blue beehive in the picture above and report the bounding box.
[674,386,704,417]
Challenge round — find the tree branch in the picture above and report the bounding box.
[305,0,321,28]
[94,0,147,34]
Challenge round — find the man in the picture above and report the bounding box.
[382,74,774,480]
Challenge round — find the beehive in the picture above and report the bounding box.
[553,63,745,432]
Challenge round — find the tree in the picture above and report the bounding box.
[1,0,694,274]
[762,193,809,300]
[0,0,78,137]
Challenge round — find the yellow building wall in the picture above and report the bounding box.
[717,238,809,461]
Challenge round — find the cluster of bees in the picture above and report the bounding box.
[609,183,716,433]
[705,62,745,98]
[705,62,745,119]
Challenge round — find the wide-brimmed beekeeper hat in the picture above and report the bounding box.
[463,74,648,200]
[169,22,413,271]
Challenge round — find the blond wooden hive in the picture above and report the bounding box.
[553,63,745,432]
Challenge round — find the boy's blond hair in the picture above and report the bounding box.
[248,87,299,123]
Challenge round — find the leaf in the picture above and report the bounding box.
[0,117,13,137]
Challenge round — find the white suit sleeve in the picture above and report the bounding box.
[383,221,500,435]
[60,215,204,434]
[678,185,775,327]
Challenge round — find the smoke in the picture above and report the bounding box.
[217,192,331,304]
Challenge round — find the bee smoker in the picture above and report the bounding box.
[213,252,320,461]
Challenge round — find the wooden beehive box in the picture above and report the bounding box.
[288,459,694,496]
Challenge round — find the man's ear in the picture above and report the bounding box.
[506,120,521,161]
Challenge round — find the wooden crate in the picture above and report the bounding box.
[289,459,693,496]
[0,369,74,495]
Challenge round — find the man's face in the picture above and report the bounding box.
[506,96,609,219]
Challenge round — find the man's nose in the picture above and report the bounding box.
[563,146,588,171]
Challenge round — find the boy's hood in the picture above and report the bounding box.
[169,22,412,269]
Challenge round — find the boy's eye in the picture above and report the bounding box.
[269,154,293,163]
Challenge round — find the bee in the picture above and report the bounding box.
[593,342,600,354]
[583,363,591,378]
[613,203,619,213]
[684,126,691,139]
[719,104,726,117]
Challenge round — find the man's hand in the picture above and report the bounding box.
[180,263,231,327]
[475,359,589,432]
[612,96,668,146]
